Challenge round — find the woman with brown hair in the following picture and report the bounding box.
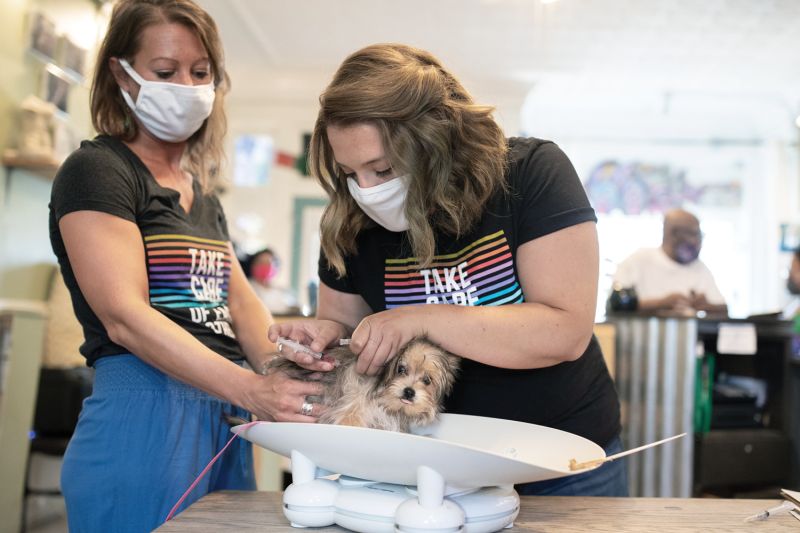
[49,1,325,530]
[271,43,626,496]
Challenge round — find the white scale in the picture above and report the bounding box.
[236,413,605,532]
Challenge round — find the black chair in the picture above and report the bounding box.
[21,367,93,533]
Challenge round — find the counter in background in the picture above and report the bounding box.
[608,313,799,498]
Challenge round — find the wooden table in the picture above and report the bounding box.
[155,491,798,531]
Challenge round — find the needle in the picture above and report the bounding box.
[276,337,323,359]
[744,500,796,522]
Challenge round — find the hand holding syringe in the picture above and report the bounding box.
[276,337,352,360]
[276,337,323,359]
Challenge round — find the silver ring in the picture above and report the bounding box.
[301,401,313,416]
[277,342,283,352]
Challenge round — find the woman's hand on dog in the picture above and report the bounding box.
[267,319,348,370]
[350,306,427,375]
[242,369,326,422]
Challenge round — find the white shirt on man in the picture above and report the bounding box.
[613,247,726,304]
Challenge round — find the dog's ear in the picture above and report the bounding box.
[373,355,400,391]
[426,351,459,399]
[447,354,460,374]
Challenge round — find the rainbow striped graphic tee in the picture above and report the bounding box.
[144,234,235,339]
[49,135,248,364]
[385,230,523,308]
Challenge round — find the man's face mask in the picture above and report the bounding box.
[674,242,700,264]
[670,225,702,265]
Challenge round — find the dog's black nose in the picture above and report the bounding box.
[402,387,415,400]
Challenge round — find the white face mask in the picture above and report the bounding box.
[347,175,411,232]
[118,58,216,143]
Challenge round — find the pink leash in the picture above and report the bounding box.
[164,420,259,522]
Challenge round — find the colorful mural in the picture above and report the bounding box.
[583,160,742,214]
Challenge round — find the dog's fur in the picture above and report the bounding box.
[268,337,459,432]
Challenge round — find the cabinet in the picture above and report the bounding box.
[0,300,49,533]
[694,318,797,496]
[610,314,800,498]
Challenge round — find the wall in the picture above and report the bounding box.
[0,0,99,300]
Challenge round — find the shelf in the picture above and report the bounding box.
[2,150,60,179]
[0,299,49,318]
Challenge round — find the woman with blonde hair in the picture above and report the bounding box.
[271,43,626,496]
[49,1,325,530]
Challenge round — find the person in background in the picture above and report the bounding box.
[48,1,323,530]
[612,208,728,316]
[243,247,301,315]
[787,248,800,295]
[268,43,625,496]
[781,247,800,319]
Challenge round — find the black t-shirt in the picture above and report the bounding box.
[49,135,244,366]
[319,137,621,447]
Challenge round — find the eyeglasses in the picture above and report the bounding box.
[670,227,703,239]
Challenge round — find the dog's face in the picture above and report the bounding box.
[375,339,458,426]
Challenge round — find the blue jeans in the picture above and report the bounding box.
[515,435,628,496]
[61,354,255,533]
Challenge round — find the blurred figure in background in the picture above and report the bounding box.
[612,208,727,316]
[781,247,800,319]
[244,247,301,315]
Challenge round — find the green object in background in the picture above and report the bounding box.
[294,152,308,176]
[694,353,715,434]
[294,132,312,176]
[792,315,800,360]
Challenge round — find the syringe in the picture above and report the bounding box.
[276,337,323,359]
[744,500,796,522]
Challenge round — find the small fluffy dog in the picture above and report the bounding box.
[268,337,459,433]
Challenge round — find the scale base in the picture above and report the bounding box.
[283,475,519,533]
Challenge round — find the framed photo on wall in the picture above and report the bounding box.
[41,66,70,116]
[29,12,57,61]
[233,134,275,186]
[60,36,87,81]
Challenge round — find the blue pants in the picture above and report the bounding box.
[61,354,256,533]
[516,435,629,496]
